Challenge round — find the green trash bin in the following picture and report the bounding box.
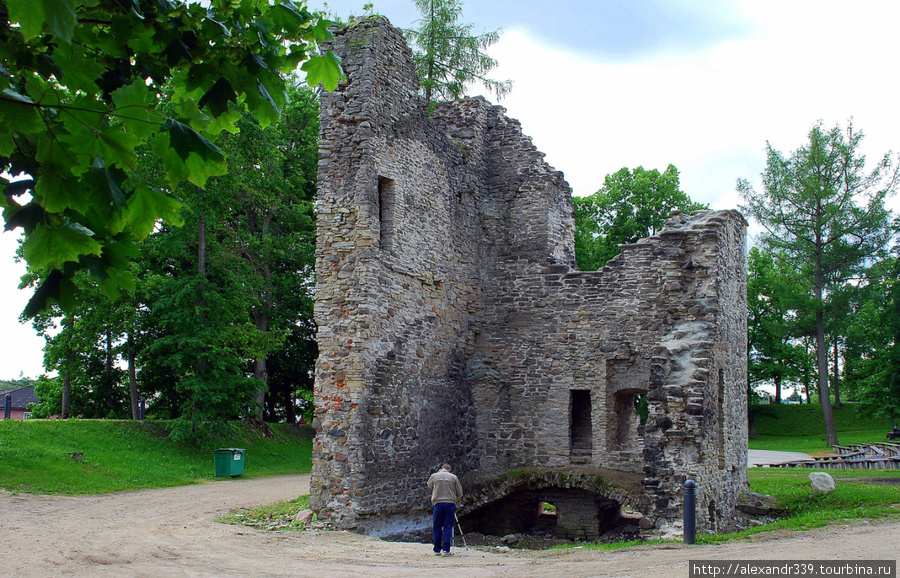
[214,448,246,477]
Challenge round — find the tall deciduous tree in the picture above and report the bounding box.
[404,0,510,102]
[738,120,897,446]
[204,83,320,420]
[0,0,342,317]
[574,165,707,271]
[747,246,812,403]
[843,244,900,426]
[26,270,133,419]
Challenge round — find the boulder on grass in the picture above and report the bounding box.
[809,472,835,494]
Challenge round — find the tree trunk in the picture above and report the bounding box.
[773,373,782,404]
[832,339,842,409]
[128,333,139,420]
[104,328,115,414]
[424,0,436,102]
[284,386,296,423]
[194,204,207,431]
[62,371,71,419]
[252,355,267,420]
[815,278,839,446]
[249,209,273,421]
[250,304,269,420]
[802,342,812,404]
[198,209,206,281]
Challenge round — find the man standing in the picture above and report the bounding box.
[427,463,463,556]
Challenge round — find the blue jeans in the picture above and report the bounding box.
[432,502,456,553]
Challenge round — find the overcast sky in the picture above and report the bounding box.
[2,0,899,380]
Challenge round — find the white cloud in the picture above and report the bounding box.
[0,231,45,380]
[487,0,900,216]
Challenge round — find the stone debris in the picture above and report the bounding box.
[295,510,315,525]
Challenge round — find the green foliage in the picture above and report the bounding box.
[404,0,510,102]
[0,376,34,388]
[843,251,900,422]
[739,121,898,445]
[739,122,896,288]
[24,274,136,419]
[0,419,314,494]
[23,84,322,439]
[0,0,343,317]
[574,165,707,271]
[747,246,814,402]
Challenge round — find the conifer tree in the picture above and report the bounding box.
[405,0,510,102]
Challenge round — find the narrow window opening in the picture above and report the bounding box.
[718,369,726,470]
[635,393,648,449]
[378,176,395,250]
[611,391,643,451]
[570,390,592,463]
[535,500,559,534]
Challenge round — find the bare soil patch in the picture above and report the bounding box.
[838,477,900,485]
[1,475,898,577]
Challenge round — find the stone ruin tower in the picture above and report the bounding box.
[310,17,748,539]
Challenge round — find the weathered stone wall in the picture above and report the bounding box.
[310,16,748,537]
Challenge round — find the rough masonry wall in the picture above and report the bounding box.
[311,18,490,534]
[471,208,748,530]
[311,16,748,537]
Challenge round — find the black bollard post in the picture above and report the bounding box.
[139,398,145,421]
[684,479,696,544]
[4,394,11,420]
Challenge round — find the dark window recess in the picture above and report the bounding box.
[378,176,395,249]
[718,369,726,469]
[570,390,592,462]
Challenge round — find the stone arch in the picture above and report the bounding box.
[459,470,643,541]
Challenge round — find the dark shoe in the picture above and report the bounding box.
[441,551,452,557]
[433,551,441,556]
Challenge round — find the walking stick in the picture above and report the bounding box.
[454,512,467,548]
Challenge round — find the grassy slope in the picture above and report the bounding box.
[733,404,900,541]
[750,403,893,453]
[0,419,313,494]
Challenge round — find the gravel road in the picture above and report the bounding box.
[1,474,897,577]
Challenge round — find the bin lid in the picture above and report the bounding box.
[214,448,246,452]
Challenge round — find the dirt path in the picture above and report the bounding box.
[1,475,897,577]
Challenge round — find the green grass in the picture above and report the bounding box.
[569,538,669,551]
[0,419,313,494]
[750,403,893,453]
[696,468,900,544]
[217,494,314,530]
